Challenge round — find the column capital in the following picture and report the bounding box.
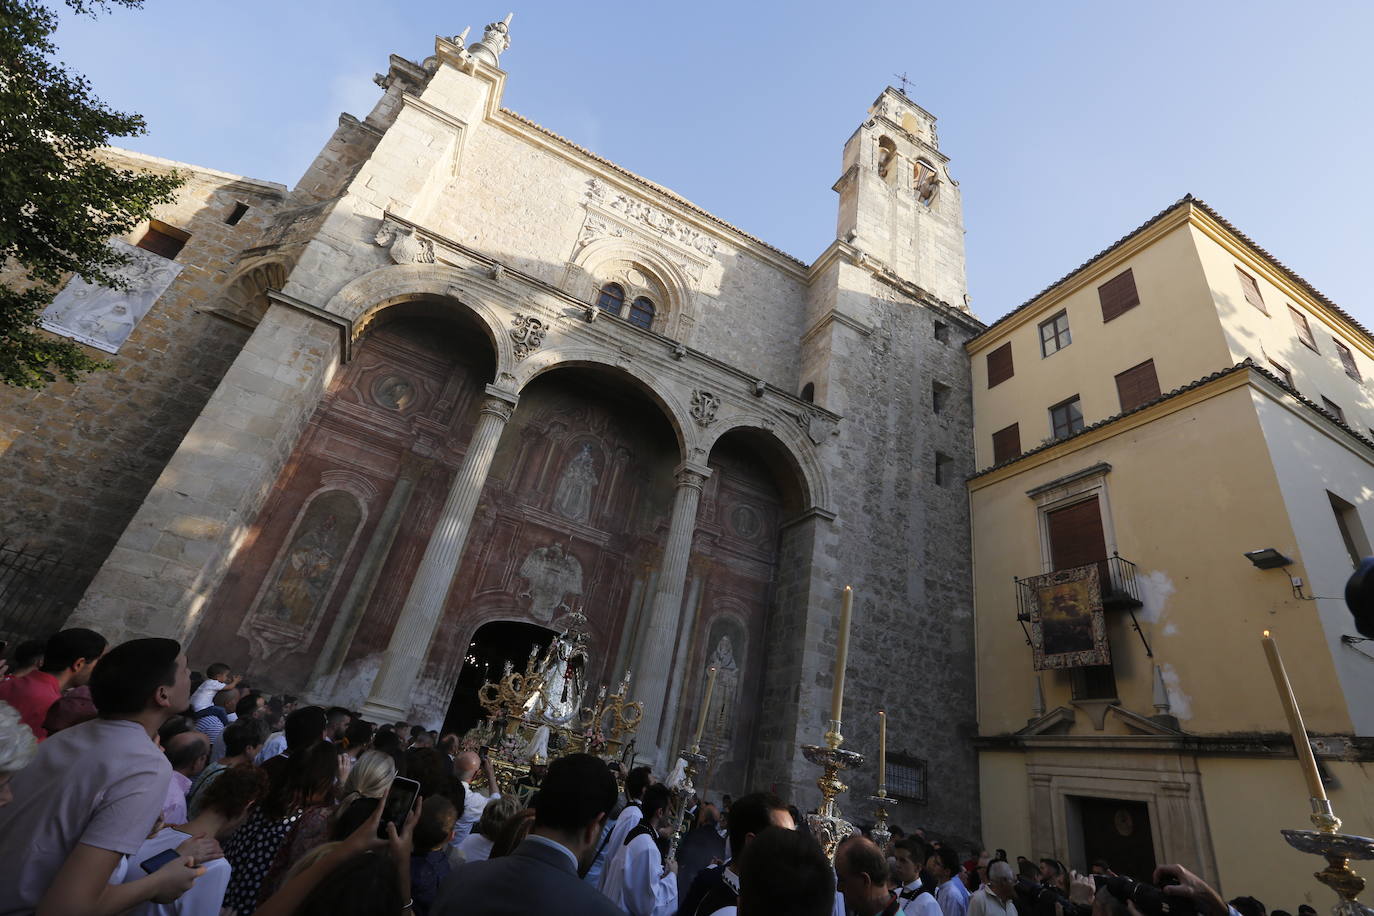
[479,384,520,421]
[674,461,713,490]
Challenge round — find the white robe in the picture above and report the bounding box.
[597,802,643,891]
[602,831,676,916]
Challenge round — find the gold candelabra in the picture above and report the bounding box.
[1281,799,1374,916]
[602,669,644,744]
[801,719,864,861]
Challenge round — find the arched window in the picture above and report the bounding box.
[800,382,815,403]
[914,159,938,205]
[877,137,897,182]
[597,283,625,316]
[627,297,655,330]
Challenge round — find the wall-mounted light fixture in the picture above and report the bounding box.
[1244,548,1294,570]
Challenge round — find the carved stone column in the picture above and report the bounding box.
[635,462,712,765]
[361,385,519,722]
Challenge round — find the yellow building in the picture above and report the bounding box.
[967,196,1374,905]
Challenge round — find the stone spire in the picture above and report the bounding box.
[468,13,513,66]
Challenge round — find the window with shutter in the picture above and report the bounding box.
[1321,396,1345,424]
[1097,269,1140,322]
[986,342,1014,388]
[1335,340,1362,381]
[596,283,625,316]
[1114,359,1162,412]
[1289,305,1319,352]
[1049,395,1084,440]
[1046,497,1108,572]
[1268,359,1294,389]
[1236,267,1268,315]
[992,423,1021,464]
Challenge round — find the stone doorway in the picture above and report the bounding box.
[441,620,556,736]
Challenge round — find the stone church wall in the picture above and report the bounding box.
[0,151,287,636]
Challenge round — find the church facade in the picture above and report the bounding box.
[1,17,982,833]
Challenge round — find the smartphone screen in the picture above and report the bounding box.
[378,776,421,838]
[140,848,181,874]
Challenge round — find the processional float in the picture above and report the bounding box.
[467,608,644,800]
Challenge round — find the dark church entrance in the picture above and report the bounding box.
[442,620,556,735]
[1076,796,1156,880]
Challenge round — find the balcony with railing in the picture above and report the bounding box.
[1015,552,1152,658]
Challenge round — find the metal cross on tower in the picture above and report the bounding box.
[894,72,913,95]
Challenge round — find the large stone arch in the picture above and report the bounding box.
[699,416,832,517]
[217,261,288,326]
[322,263,514,376]
[514,346,696,461]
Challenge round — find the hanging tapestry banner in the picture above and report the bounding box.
[1025,564,1110,670]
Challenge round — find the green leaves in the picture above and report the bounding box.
[0,0,184,388]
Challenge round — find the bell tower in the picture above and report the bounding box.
[833,87,968,309]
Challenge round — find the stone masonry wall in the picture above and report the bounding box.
[0,151,286,637]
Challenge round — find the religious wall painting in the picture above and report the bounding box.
[1025,564,1110,670]
[371,374,418,411]
[40,239,184,353]
[239,488,366,659]
[517,543,584,623]
[551,441,602,524]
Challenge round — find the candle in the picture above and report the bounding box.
[877,710,887,794]
[693,666,718,750]
[1261,630,1327,801]
[831,586,854,723]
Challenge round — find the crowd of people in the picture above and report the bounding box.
[0,628,1306,916]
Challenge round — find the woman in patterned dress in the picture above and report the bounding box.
[223,742,340,913]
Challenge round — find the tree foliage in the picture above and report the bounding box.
[0,0,183,388]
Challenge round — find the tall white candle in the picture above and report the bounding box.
[693,666,718,750]
[1261,630,1327,801]
[877,710,887,793]
[830,586,853,723]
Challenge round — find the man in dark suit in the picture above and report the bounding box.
[434,752,622,916]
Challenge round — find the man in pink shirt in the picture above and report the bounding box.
[0,627,106,739]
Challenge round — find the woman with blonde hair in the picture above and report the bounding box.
[0,701,37,806]
[338,749,397,809]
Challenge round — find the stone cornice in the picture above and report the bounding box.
[266,288,354,361]
[378,211,842,428]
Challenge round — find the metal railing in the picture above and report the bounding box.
[0,541,85,648]
[1014,552,1152,657]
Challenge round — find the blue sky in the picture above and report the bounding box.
[54,0,1373,329]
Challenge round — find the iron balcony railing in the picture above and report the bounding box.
[1014,552,1152,657]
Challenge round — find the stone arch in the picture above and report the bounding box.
[321,263,513,378]
[217,261,288,325]
[514,346,695,460]
[570,237,696,339]
[700,418,830,516]
[877,135,898,183]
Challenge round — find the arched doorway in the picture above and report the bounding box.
[443,620,557,735]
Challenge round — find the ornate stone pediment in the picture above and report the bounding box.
[579,179,723,283]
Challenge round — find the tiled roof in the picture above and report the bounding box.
[500,109,809,268]
[969,196,1374,349]
[967,359,1374,480]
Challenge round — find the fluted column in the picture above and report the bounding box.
[361,385,518,722]
[635,461,712,764]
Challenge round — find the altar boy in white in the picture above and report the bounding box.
[601,784,677,916]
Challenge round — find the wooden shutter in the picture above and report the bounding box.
[1322,397,1346,424]
[1236,267,1267,315]
[1098,269,1140,322]
[1335,340,1361,381]
[1268,359,1293,389]
[1114,359,1162,412]
[1046,497,1108,573]
[1289,305,1318,351]
[992,423,1021,464]
[986,341,1014,388]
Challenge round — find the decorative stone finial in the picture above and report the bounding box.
[468,12,513,66]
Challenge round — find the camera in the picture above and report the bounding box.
[1103,876,1196,916]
